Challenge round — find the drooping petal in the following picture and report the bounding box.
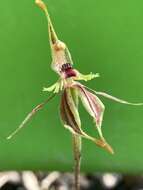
[60,87,114,154]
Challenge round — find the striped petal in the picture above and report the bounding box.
[60,87,114,154]
[76,84,113,154]
[60,88,82,135]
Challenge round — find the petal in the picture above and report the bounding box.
[60,89,81,134]
[77,84,105,128]
[60,88,82,134]
[60,87,114,154]
[76,84,113,153]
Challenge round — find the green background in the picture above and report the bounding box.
[0,0,143,172]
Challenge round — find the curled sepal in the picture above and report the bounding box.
[60,87,113,154]
[75,84,114,153]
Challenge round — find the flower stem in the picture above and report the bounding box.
[70,87,82,189]
[72,134,81,190]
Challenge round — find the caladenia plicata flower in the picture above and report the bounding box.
[7,0,143,189]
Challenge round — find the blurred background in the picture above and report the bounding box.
[0,0,143,188]
[0,172,143,190]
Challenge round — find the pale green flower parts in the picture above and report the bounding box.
[43,80,63,93]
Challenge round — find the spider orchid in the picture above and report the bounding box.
[7,0,143,152]
[7,1,143,189]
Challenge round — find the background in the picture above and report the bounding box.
[0,0,143,172]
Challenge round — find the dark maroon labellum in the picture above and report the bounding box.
[61,63,77,78]
[65,68,77,78]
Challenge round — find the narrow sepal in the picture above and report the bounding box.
[7,94,56,140]
[95,91,143,106]
[84,86,143,106]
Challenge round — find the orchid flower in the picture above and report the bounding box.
[7,1,143,189]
